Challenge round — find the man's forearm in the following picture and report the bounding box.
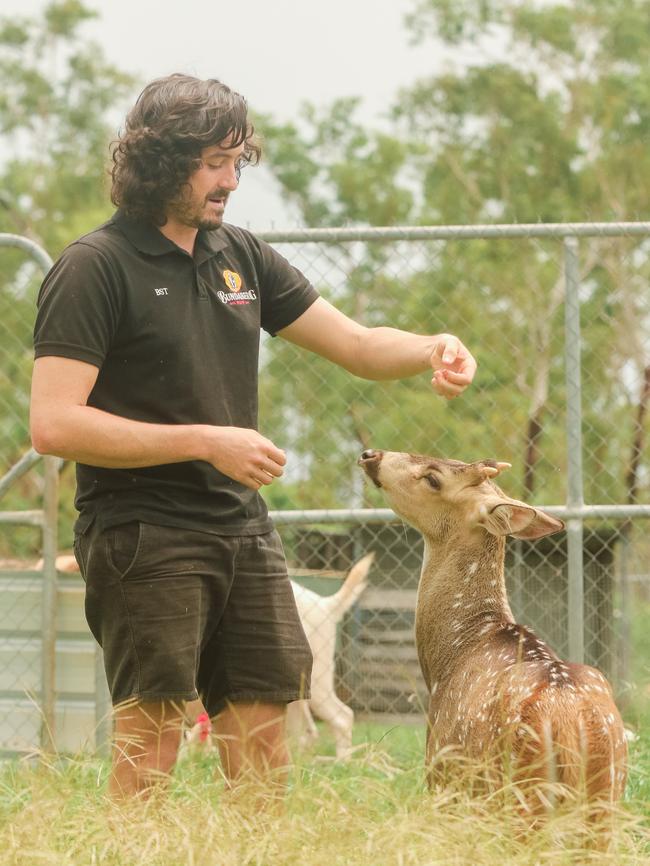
[31,403,210,468]
[30,403,288,490]
[349,327,437,380]
[278,297,475,397]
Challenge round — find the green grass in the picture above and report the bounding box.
[1,720,649,865]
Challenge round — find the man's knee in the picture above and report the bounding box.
[113,700,185,767]
[215,701,286,740]
[214,701,289,779]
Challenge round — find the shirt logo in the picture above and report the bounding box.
[218,268,256,305]
[154,287,169,296]
[222,269,242,292]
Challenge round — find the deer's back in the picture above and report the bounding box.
[427,622,627,800]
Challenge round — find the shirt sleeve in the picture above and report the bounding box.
[246,234,320,335]
[33,241,122,368]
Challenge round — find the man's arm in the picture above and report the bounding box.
[277,297,477,399]
[30,356,285,489]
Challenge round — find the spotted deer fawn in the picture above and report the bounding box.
[358,449,627,810]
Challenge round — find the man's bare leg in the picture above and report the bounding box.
[109,699,185,798]
[214,701,289,792]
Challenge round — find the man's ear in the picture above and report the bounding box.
[476,499,565,540]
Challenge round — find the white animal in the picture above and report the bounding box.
[286,553,373,758]
[46,550,372,760]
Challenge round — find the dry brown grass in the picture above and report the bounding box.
[0,724,648,866]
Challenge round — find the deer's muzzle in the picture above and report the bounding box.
[358,449,383,487]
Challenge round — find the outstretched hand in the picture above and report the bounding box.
[430,334,477,399]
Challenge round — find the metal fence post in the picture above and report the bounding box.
[563,237,585,663]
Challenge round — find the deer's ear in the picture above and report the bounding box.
[476,500,565,540]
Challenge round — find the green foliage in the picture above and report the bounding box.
[406,0,500,44]
[1,0,649,553]
[258,0,650,509]
[258,99,412,228]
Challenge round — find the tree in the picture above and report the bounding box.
[257,0,650,512]
[399,0,650,505]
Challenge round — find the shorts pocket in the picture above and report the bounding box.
[72,514,95,580]
[104,521,144,579]
[72,536,88,581]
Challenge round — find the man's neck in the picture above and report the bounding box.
[158,217,198,256]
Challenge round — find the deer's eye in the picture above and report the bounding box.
[425,474,441,490]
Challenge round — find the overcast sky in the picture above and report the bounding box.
[3,0,445,227]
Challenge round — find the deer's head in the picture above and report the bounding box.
[358,450,564,542]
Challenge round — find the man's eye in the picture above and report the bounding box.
[425,475,440,490]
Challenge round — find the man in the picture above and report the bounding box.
[30,74,476,798]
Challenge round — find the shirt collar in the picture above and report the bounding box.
[194,224,229,265]
[113,210,229,261]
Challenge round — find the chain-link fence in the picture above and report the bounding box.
[258,223,650,724]
[0,234,60,754]
[1,223,649,754]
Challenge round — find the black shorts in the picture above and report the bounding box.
[73,521,313,716]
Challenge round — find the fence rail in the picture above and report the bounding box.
[259,221,650,242]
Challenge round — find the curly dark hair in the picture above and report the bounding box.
[110,74,261,224]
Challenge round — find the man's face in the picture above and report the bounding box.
[166,135,245,230]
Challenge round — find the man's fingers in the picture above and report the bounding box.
[431,335,459,368]
[431,335,476,384]
[440,337,459,366]
[266,445,287,466]
[247,442,285,487]
[459,352,478,380]
[432,370,469,399]
[248,462,283,489]
[441,369,473,386]
[265,459,284,477]
[256,458,284,479]
[209,427,286,487]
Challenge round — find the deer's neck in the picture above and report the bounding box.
[415,530,514,689]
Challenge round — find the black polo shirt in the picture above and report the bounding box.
[33,211,319,535]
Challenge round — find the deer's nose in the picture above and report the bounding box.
[359,449,383,463]
[358,449,383,485]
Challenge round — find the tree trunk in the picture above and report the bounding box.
[523,410,544,498]
[625,364,650,507]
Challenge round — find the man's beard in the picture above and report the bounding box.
[167,191,228,230]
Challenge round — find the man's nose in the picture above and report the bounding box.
[220,163,239,191]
